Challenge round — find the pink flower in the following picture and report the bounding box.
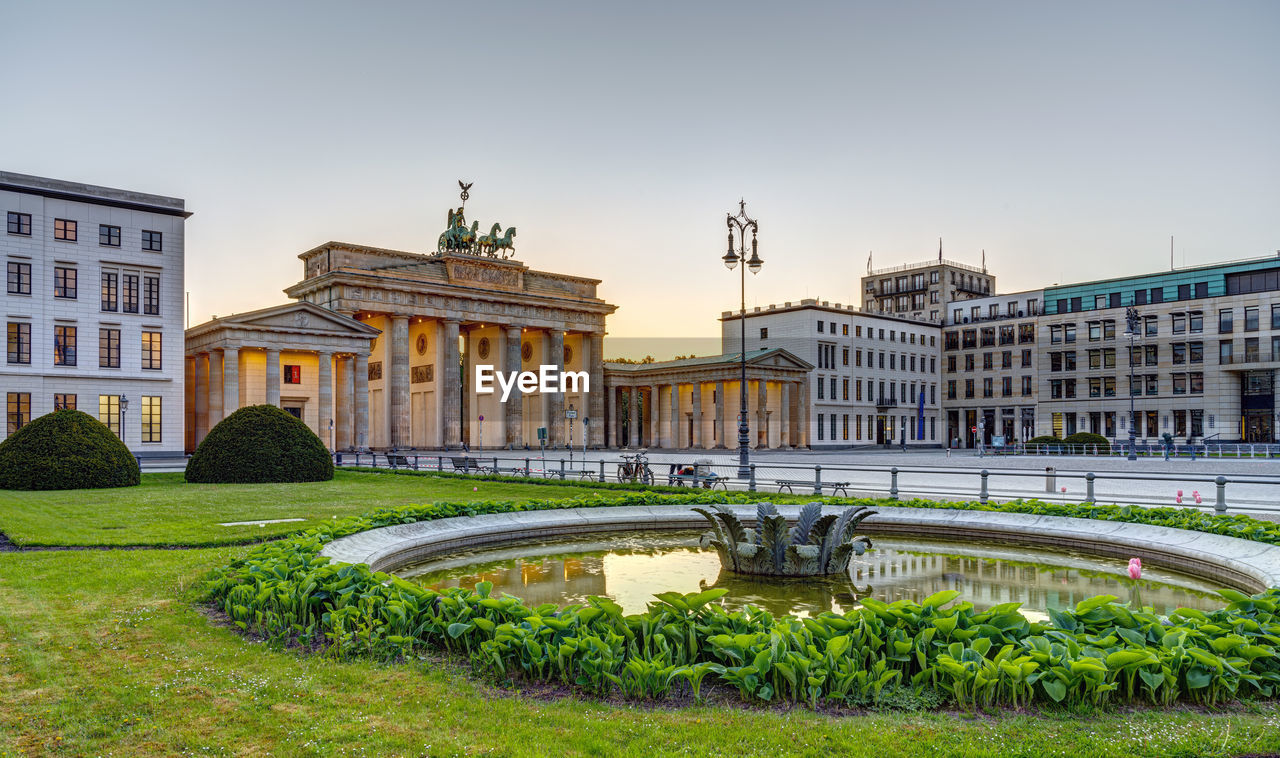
[1193,491,1202,504]
[1060,486,1067,493]
[1128,558,1142,581]
[1176,491,1183,504]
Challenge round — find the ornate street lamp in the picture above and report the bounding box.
[1123,307,1141,461]
[724,200,762,478]
[119,394,130,444]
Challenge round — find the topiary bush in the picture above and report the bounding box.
[1026,435,1062,445]
[0,409,139,490]
[1064,432,1111,454]
[186,404,333,484]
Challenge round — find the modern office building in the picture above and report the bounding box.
[1036,255,1280,443]
[722,299,942,448]
[940,289,1043,447]
[861,253,995,322]
[2,172,188,457]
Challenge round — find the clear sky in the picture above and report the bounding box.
[4,1,1277,356]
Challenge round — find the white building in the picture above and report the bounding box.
[723,298,942,448]
[2,172,188,457]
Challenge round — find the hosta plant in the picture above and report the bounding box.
[695,502,876,576]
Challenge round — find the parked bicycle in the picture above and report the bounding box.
[616,450,654,484]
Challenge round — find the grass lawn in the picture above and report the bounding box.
[2,546,1279,758]
[0,470,621,547]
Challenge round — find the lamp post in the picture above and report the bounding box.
[1123,306,1141,461]
[724,200,762,479]
[119,394,129,443]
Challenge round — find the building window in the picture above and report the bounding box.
[817,413,824,441]
[1089,377,1101,398]
[6,392,30,435]
[53,325,76,366]
[1021,376,1032,396]
[964,379,974,399]
[99,395,121,437]
[1244,306,1259,331]
[141,396,162,443]
[982,378,993,398]
[7,261,31,295]
[99,328,121,368]
[101,272,118,312]
[99,224,121,247]
[1172,373,1187,395]
[7,212,32,236]
[144,276,160,316]
[54,393,76,410]
[284,364,302,384]
[759,327,768,340]
[842,324,848,336]
[1171,314,1185,334]
[7,322,30,364]
[54,267,77,298]
[842,347,849,366]
[53,218,76,241]
[842,378,849,401]
[946,380,956,400]
[142,230,163,252]
[141,331,162,370]
[1188,342,1203,363]
[1172,343,1186,365]
[842,414,849,441]
[123,274,139,313]
[1189,311,1203,333]
[1219,309,1233,333]
[1189,372,1203,394]
[817,321,824,333]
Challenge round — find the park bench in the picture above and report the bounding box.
[444,456,496,475]
[774,479,852,497]
[386,454,416,469]
[668,472,728,489]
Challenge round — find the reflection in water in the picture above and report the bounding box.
[398,531,1225,618]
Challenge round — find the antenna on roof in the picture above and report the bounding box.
[867,251,872,273]
[1170,235,1174,270]
[938,237,943,262]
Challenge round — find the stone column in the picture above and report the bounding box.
[669,384,680,448]
[797,379,810,447]
[335,355,352,450]
[265,348,281,407]
[208,350,224,429]
[691,384,702,448]
[442,320,461,448]
[184,356,196,453]
[194,353,209,447]
[222,348,239,419]
[504,325,523,448]
[546,330,566,447]
[651,385,663,447]
[607,384,617,448]
[587,332,605,448]
[461,328,473,447]
[354,353,370,450]
[781,382,792,447]
[714,381,726,448]
[629,386,640,447]
[388,316,410,449]
[757,379,768,448]
[318,351,333,449]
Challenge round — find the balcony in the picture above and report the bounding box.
[875,397,898,410]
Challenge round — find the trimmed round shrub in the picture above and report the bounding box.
[1064,431,1111,454]
[186,405,333,484]
[1025,435,1062,445]
[0,409,139,490]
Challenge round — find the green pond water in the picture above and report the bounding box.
[397,531,1227,620]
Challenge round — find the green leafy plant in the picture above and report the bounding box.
[695,502,875,576]
[0,409,139,490]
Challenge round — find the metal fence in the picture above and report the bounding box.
[333,452,1280,516]
[973,442,1280,459]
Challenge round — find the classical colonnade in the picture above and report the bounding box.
[604,376,810,449]
[185,347,370,450]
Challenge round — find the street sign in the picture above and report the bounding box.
[537,427,547,440]
[566,409,577,419]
